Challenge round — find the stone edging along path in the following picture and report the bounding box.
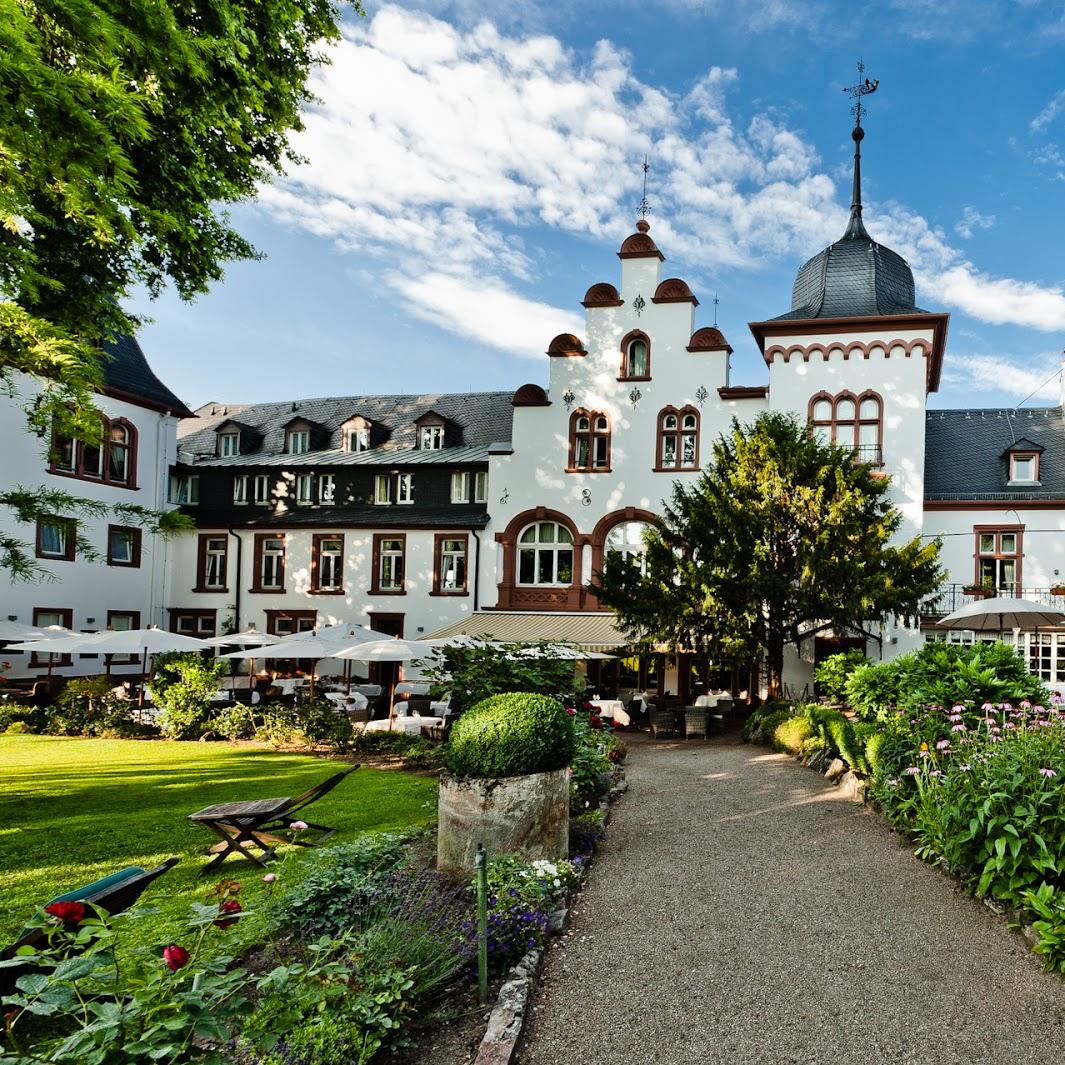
[471,777,629,1065]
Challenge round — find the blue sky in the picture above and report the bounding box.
[130,0,1065,413]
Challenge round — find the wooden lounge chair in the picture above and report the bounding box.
[188,765,359,873]
[1,858,179,993]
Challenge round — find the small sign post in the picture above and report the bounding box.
[475,843,489,1004]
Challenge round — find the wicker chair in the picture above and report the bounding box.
[649,707,678,739]
[684,706,708,739]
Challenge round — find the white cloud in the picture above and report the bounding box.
[954,206,995,240]
[1031,88,1065,131]
[260,4,1065,356]
[943,353,1062,402]
[389,271,583,357]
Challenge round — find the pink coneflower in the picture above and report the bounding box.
[903,766,920,775]
[958,764,972,771]
[1039,767,1057,778]
[981,702,995,711]
[948,713,963,723]
[929,769,943,778]
[951,723,967,733]
[951,704,966,714]
[936,739,951,751]
[1020,700,1032,709]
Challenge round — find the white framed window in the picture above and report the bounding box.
[420,424,444,450]
[204,537,228,590]
[451,471,470,503]
[624,337,648,378]
[295,473,314,504]
[260,536,285,590]
[517,521,574,586]
[253,475,270,505]
[319,474,335,505]
[346,428,370,452]
[439,537,467,592]
[474,471,488,503]
[287,429,310,454]
[1009,453,1039,484]
[316,536,343,591]
[605,521,651,575]
[374,474,392,505]
[378,537,405,591]
[233,475,248,505]
[219,432,240,457]
[396,473,413,504]
[169,474,199,505]
[37,518,71,559]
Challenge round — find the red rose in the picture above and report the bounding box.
[582,701,594,710]
[44,901,87,925]
[163,944,190,972]
[566,708,577,716]
[214,898,242,929]
[588,715,602,729]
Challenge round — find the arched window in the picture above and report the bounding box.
[604,521,651,574]
[656,406,700,470]
[108,421,132,484]
[619,330,650,380]
[50,416,137,487]
[569,409,611,472]
[517,521,574,586]
[808,391,882,466]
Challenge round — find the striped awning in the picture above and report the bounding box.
[424,611,632,652]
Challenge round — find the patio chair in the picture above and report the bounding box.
[1,858,179,993]
[684,706,708,739]
[649,707,678,739]
[190,764,359,872]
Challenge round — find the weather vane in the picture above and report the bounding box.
[638,156,650,218]
[843,58,878,128]
[713,292,720,328]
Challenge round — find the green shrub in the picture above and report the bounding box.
[1021,883,1065,974]
[569,714,613,811]
[846,661,905,720]
[772,715,813,755]
[267,834,412,938]
[208,702,256,741]
[423,641,577,708]
[4,719,30,734]
[296,699,355,752]
[0,702,47,733]
[150,652,226,739]
[353,731,422,755]
[813,650,867,701]
[741,701,792,743]
[746,708,792,746]
[445,692,575,779]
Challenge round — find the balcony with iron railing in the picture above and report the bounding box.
[853,443,883,466]
[922,582,1065,619]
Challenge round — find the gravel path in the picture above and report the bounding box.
[518,736,1065,1065]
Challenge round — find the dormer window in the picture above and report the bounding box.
[219,432,240,458]
[287,429,310,454]
[420,424,444,450]
[1009,453,1039,485]
[347,428,370,452]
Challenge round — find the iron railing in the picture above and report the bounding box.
[921,582,1065,618]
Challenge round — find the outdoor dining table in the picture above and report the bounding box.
[590,699,630,727]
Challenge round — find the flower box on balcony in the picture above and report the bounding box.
[1050,585,1065,597]
[962,584,995,599]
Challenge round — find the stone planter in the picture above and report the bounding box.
[437,768,569,876]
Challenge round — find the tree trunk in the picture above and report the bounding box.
[766,623,785,701]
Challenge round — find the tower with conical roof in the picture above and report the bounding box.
[748,79,949,542]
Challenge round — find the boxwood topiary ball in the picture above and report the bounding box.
[445,692,576,779]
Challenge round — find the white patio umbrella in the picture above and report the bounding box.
[0,623,76,680]
[219,626,391,700]
[204,629,282,689]
[333,638,440,722]
[937,597,1065,637]
[8,627,211,706]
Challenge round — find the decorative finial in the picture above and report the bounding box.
[841,59,878,240]
[713,292,720,328]
[637,156,651,219]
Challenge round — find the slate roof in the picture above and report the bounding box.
[101,335,193,417]
[925,407,1065,499]
[178,392,514,461]
[189,445,496,469]
[194,505,491,530]
[772,232,927,321]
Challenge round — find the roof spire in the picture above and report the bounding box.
[637,155,651,222]
[842,59,878,240]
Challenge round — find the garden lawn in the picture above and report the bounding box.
[0,735,437,954]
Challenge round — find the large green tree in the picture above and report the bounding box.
[0,0,358,576]
[592,412,944,699]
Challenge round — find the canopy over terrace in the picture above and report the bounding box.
[423,611,631,653]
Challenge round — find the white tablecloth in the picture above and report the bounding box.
[590,699,629,727]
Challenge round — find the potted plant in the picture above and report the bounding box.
[962,580,996,599]
[1050,584,1065,597]
[437,692,575,876]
